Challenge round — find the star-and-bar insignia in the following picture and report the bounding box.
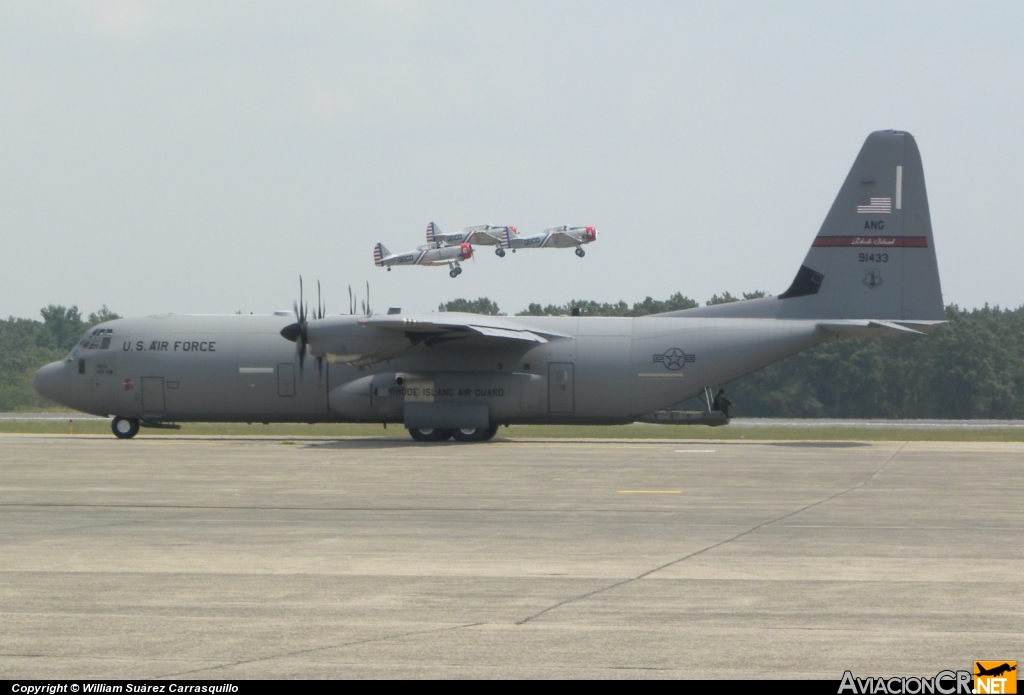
[653,348,696,371]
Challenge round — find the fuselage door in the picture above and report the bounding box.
[548,362,575,414]
[278,363,296,397]
[141,377,165,413]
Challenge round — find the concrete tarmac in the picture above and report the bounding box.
[1,435,1021,679]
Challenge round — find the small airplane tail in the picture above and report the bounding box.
[668,130,944,322]
[426,221,438,243]
[500,227,514,248]
[373,243,389,267]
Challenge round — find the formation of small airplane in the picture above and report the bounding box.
[34,130,946,443]
[373,221,598,278]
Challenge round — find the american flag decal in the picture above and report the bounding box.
[426,221,436,243]
[857,197,892,214]
[373,243,384,266]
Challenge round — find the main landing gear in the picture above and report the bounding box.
[575,247,585,258]
[448,262,463,279]
[407,425,499,442]
[495,248,506,258]
[112,416,139,439]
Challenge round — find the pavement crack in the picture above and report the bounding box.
[517,442,908,625]
[152,622,483,679]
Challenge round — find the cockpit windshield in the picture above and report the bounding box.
[79,327,113,351]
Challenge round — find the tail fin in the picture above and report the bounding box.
[671,130,944,321]
[373,242,389,267]
[426,221,438,243]
[500,227,513,248]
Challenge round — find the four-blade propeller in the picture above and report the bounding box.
[279,277,329,377]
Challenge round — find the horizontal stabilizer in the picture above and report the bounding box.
[817,319,946,338]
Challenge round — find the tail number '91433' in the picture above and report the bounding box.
[858,252,889,263]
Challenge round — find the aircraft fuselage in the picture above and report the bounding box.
[34,313,826,425]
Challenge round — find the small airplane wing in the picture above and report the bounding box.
[361,312,570,344]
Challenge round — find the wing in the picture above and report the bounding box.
[540,230,582,248]
[362,312,570,344]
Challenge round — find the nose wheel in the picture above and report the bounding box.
[112,417,140,439]
[495,248,506,258]
[575,247,585,258]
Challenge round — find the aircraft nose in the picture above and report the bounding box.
[33,361,67,403]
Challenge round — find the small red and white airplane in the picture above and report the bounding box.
[427,221,517,257]
[502,225,597,257]
[373,240,472,278]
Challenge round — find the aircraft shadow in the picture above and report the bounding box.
[770,441,871,448]
[306,438,514,450]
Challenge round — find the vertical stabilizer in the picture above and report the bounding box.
[778,129,943,319]
[667,130,944,320]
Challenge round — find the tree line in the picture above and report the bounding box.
[3,298,1022,418]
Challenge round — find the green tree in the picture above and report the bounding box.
[439,297,504,315]
[39,305,88,351]
[0,305,121,411]
[706,292,740,305]
[516,292,699,317]
[88,305,120,325]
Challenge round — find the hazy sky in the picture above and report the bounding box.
[2,1,1022,320]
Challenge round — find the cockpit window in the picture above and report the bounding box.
[79,327,114,350]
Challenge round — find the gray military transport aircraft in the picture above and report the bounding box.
[34,130,944,442]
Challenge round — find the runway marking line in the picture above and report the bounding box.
[617,490,682,494]
[674,449,716,453]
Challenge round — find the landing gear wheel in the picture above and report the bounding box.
[408,428,451,442]
[575,247,585,258]
[495,248,506,258]
[451,425,499,442]
[111,417,139,439]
